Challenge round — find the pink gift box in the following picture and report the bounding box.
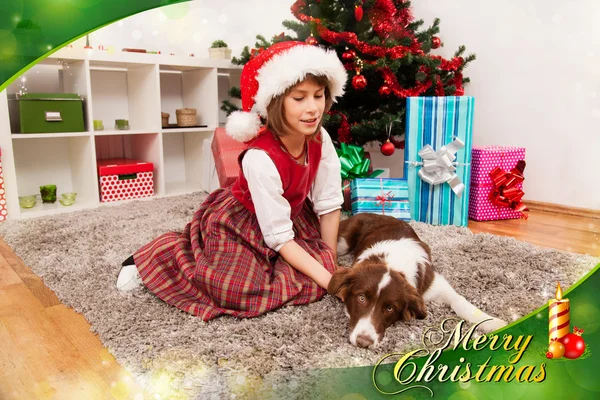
[469,184,525,221]
[469,146,526,221]
[471,146,525,186]
[211,128,246,188]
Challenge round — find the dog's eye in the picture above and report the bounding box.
[358,294,366,303]
[386,305,395,313]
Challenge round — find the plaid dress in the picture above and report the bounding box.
[133,133,336,321]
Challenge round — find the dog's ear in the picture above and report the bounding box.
[328,267,354,302]
[402,290,427,321]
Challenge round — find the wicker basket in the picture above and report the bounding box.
[176,108,197,127]
[161,112,170,128]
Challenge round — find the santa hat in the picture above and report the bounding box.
[225,41,348,142]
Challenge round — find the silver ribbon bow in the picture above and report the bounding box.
[415,138,466,197]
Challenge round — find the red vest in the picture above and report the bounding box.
[232,130,322,218]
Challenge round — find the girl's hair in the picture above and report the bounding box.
[265,74,333,141]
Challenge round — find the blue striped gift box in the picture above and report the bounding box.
[350,178,411,221]
[405,96,475,227]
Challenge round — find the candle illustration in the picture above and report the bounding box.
[549,282,570,343]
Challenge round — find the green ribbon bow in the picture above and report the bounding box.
[336,143,384,181]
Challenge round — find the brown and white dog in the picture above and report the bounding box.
[329,213,506,348]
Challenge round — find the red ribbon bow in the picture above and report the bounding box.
[489,160,529,219]
[376,191,394,215]
[574,326,584,335]
[250,47,265,59]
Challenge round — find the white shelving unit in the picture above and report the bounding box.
[0,47,241,219]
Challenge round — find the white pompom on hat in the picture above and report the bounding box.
[225,41,348,142]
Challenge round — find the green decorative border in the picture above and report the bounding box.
[0,0,191,91]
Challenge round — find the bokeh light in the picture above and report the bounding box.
[0,30,17,57]
[159,1,189,20]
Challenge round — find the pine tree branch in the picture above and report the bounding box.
[232,46,251,65]
[255,35,270,48]
[228,86,241,99]
[220,100,241,115]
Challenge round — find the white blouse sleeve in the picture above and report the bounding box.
[310,128,343,216]
[242,149,295,252]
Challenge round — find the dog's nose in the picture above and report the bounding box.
[356,334,374,348]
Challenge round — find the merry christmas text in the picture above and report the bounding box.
[373,319,546,396]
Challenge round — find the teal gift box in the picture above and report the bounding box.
[405,96,474,227]
[350,178,410,221]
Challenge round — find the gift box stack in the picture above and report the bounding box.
[405,96,475,227]
[0,148,6,221]
[469,146,527,221]
[211,127,246,187]
[350,178,410,221]
[337,143,383,211]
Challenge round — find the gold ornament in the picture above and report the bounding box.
[548,339,565,359]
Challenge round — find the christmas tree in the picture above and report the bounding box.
[222,0,475,152]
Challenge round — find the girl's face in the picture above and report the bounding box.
[283,79,326,137]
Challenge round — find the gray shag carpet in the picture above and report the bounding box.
[0,192,597,399]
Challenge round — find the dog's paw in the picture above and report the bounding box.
[479,318,506,333]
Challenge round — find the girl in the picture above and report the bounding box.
[116,41,347,321]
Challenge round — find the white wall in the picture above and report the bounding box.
[81,0,599,209]
[413,0,600,209]
[76,0,295,59]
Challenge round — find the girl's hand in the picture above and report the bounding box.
[279,240,333,290]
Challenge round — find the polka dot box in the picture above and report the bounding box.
[469,146,526,221]
[97,158,154,203]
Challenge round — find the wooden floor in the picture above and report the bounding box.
[0,210,598,399]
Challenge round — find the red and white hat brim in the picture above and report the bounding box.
[253,45,347,117]
[226,43,347,142]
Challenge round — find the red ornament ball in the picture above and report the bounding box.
[379,85,391,97]
[455,87,465,96]
[381,140,395,156]
[545,351,553,359]
[431,36,442,49]
[389,47,404,59]
[342,50,356,60]
[560,330,586,359]
[305,36,318,46]
[355,5,364,22]
[352,74,367,90]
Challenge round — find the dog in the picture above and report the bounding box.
[328,213,506,348]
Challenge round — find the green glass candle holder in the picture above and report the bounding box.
[40,184,57,203]
[59,192,77,206]
[18,195,37,208]
[115,119,130,130]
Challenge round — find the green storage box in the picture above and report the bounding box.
[19,93,85,133]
